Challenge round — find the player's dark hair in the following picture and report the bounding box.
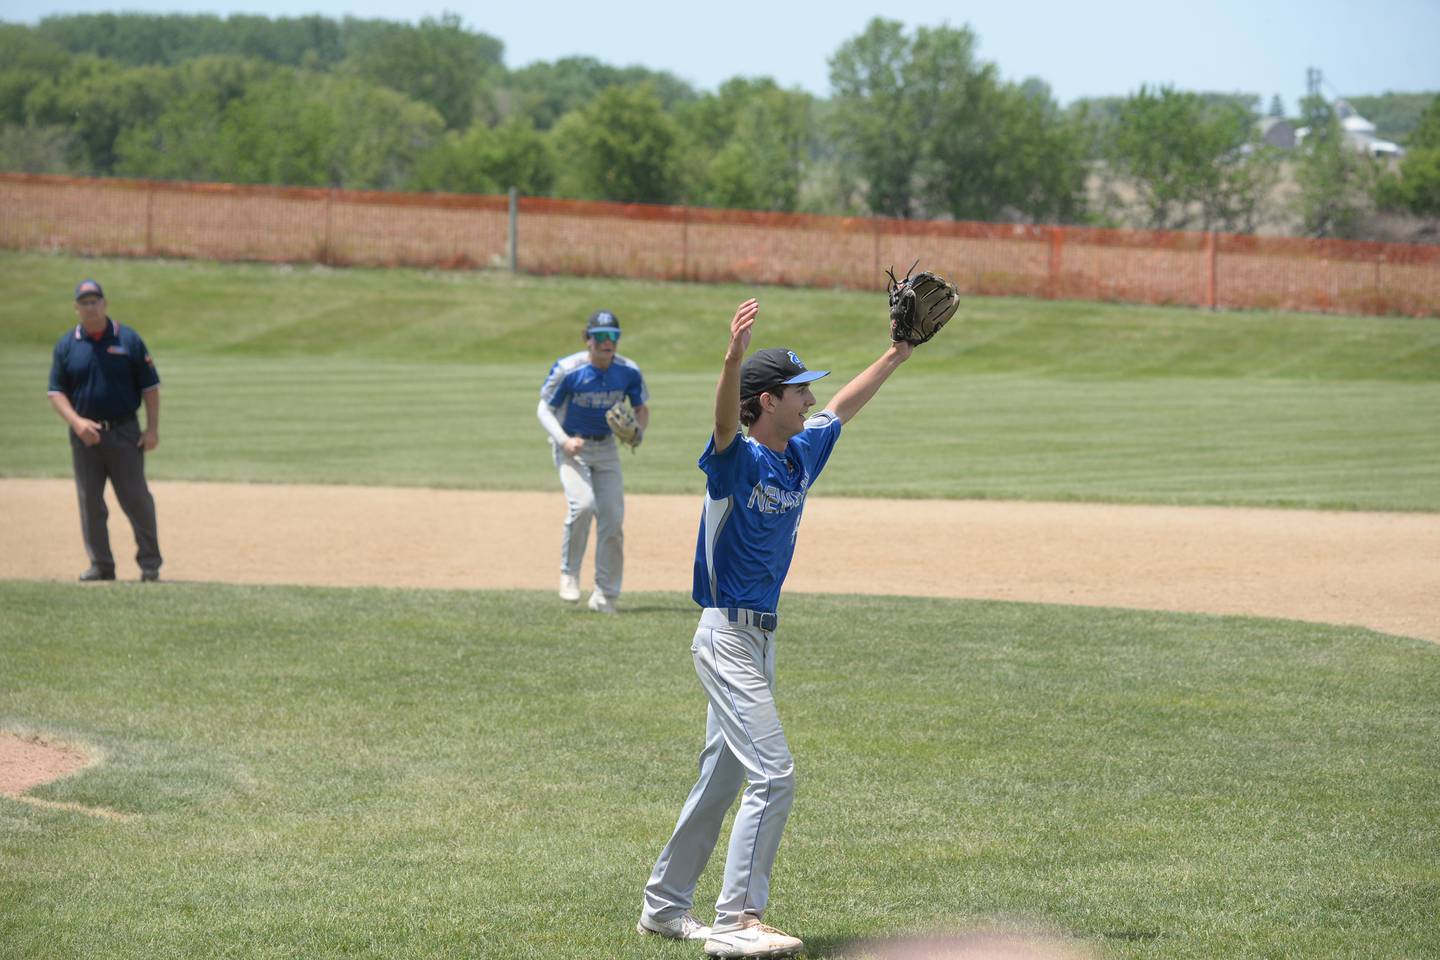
[740,385,787,428]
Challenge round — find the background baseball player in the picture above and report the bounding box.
[536,310,649,613]
[636,277,955,958]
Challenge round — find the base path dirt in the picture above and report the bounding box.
[2,477,1437,643]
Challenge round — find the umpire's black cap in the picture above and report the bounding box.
[74,279,105,301]
[741,348,829,399]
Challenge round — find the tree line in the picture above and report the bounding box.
[1,13,1436,236]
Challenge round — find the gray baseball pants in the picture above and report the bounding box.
[553,435,624,598]
[642,609,795,929]
[69,416,162,574]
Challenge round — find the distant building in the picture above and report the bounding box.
[1334,99,1403,157]
[1257,117,1297,149]
[1291,100,1406,157]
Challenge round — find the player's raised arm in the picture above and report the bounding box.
[826,340,911,424]
[713,298,757,453]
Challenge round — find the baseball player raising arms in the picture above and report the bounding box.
[636,296,924,958]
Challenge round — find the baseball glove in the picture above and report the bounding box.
[886,262,960,346]
[605,397,642,451]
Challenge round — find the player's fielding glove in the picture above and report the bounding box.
[887,262,960,346]
[605,397,642,451]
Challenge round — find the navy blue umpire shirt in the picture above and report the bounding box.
[48,318,161,420]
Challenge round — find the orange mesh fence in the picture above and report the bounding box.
[0,174,509,268]
[3,173,1437,316]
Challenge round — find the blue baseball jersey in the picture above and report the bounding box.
[692,411,843,613]
[540,352,648,437]
[48,318,161,419]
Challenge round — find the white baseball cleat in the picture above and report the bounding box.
[559,574,581,602]
[586,591,617,614]
[703,918,804,958]
[635,911,712,941]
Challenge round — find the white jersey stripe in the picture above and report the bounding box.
[703,493,734,603]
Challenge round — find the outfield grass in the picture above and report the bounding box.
[1,581,1437,959]
[2,252,1438,510]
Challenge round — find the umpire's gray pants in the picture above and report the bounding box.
[553,435,624,598]
[69,417,162,574]
[642,610,795,929]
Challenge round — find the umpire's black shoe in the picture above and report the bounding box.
[79,566,116,582]
[140,569,161,583]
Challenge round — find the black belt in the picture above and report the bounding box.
[726,607,778,631]
[580,434,611,441]
[94,415,136,431]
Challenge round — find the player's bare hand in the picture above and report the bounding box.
[72,418,101,446]
[138,428,159,451]
[726,299,759,361]
[562,436,586,457]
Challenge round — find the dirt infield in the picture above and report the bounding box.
[3,477,1436,643]
[0,731,132,819]
[0,732,88,797]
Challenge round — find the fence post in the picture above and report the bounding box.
[144,180,155,257]
[681,202,689,282]
[1047,227,1063,299]
[1205,231,1218,309]
[322,189,333,266]
[508,186,519,273]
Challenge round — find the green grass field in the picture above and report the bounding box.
[3,252,1439,959]
[2,583,1437,960]
[2,251,1438,509]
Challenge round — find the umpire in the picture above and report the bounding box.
[47,279,164,582]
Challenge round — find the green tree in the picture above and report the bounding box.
[1294,94,1373,237]
[829,19,1086,222]
[0,124,74,173]
[1375,94,1440,216]
[35,12,350,67]
[828,18,916,217]
[0,25,71,125]
[1268,94,1285,118]
[342,13,503,129]
[503,56,695,130]
[1204,145,1281,234]
[24,57,174,174]
[410,115,554,195]
[1104,85,1274,232]
[920,67,1087,223]
[1067,95,1126,159]
[35,13,197,65]
[223,71,443,188]
[549,84,680,204]
[676,78,815,211]
[114,56,275,181]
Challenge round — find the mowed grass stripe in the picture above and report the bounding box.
[4,251,1439,381]
[1,582,1437,959]
[3,351,1437,509]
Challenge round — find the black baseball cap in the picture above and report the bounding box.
[585,310,621,336]
[74,279,105,300]
[740,348,829,400]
